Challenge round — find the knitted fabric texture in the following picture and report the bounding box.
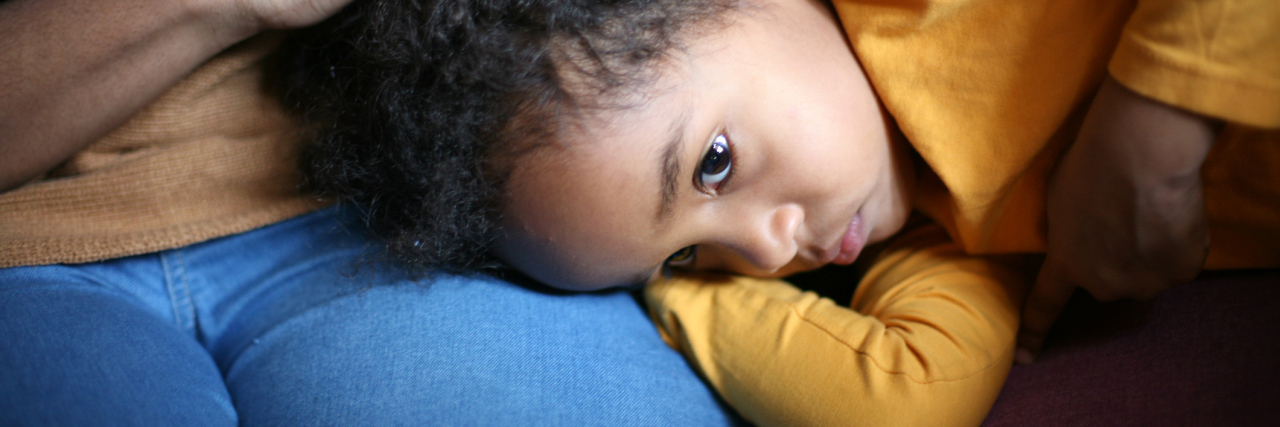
[0,35,328,268]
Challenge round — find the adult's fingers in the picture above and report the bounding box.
[1016,260,1076,364]
[250,0,358,30]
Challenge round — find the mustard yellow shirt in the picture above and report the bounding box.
[647,1,1279,425]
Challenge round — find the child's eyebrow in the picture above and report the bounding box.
[656,111,691,224]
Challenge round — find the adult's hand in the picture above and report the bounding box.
[229,0,355,30]
[0,0,352,193]
[1015,76,1219,363]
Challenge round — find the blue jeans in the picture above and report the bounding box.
[0,207,740,425]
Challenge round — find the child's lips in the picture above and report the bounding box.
[826,213,866,266]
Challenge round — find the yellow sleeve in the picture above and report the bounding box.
[644,225,1031,427]
[1108,0,1280,128]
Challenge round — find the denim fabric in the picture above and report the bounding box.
[0,207,741,426]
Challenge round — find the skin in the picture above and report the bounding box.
[0,0,352,193]
[5,0,1216,359]
[498,0,1223,358]
[494,0,916,291]
[1017,76,1219,362]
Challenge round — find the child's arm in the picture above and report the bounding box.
[0,0,351,193]
[1018,0,1280,358]
[646,225,1031,427]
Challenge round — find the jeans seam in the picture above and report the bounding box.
[160,251,196,336]
[178,250,199,338]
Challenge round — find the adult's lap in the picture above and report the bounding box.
[0,284,238,426]
[226,275,738,425]
[0,207,739,425]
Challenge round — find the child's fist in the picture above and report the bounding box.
[1016,76,1219,362]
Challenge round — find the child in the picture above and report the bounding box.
[285,0,1279,425]
[3,0,1276,426]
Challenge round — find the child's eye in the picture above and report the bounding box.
[665,246,697,267]
[697,134,732,193]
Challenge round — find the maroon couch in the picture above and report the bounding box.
[983,270,1280,426]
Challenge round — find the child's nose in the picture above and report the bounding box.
[728,204,803,273]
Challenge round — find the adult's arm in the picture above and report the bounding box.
[0,0,350,193]
[646,225,1031,427]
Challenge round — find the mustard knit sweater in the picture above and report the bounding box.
[0,35,328,268]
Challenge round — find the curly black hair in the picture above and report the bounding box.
[279,0,737,274]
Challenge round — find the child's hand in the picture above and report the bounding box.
[1016,76,1220,363]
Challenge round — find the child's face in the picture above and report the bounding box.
[495,0,915,291]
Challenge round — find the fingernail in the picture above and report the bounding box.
[1015,348,1036,365]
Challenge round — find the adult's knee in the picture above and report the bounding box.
[0,285,237,426]
[224,275,739,425]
